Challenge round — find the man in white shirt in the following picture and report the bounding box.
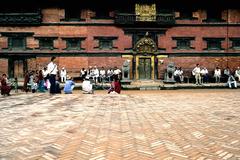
[107,68,114,82]
[93,66,99,83]
[235,67,240,82]
[82,76,93,94]
[47,57,58,94]
[99,67,106,83]
[200,67,209,83]
[192,64,201,85]
[114,67,121,80]
[178,67,184,82]
[42,67,48,79]
[60,67,67,83]
[174,67,180,83]
[214,67,221,83]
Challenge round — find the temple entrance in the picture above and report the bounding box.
[8,57,28,79]
[133,32,158,80]
[139,58,151,79]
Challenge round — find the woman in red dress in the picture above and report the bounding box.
[1,74,11,96]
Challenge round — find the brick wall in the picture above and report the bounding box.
[160,26,240,53]
[0,8,240,79]
[0,25,239,52]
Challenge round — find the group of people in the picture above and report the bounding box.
[172,64,239,89]
[3,57,240,96]
[81,74,121,94]
[192,64,239,88]
[21,57,60,94]
[192,64,210,85]
[80,66,121,83]
[173,67,184,83]
[0,57,122,96]
[20,57,123,95]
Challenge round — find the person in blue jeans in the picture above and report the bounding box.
[63,76,75,94]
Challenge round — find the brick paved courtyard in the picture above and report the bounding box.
[0,90,240,160]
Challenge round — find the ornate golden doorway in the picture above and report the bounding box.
[134,32,157,80]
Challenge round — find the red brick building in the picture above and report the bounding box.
[0,0,240,80]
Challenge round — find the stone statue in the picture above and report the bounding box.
[122,60,130,80]
[164,62,176,83]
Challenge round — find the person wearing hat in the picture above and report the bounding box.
[82,76,93,94]
[63,75,75,94]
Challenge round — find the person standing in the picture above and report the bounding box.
[47,57,58,94]
[192,64,201,85]
[60,67,67,83]
[23,71,30,92]
[214,67,221,83]
[37,70,46,92]
[99,67,106,83]
[93,66,99,83]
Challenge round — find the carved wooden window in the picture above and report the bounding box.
[9,37,26,50]
[172,37,195,50]
[0,8,42,25]
[203,38,225,50]
[177,10,197,20]
[94,9,111,19]
[65,9,81,21]
[100,40,112,49]
[230,38,240,50]
[37,38,56,50]
[204,9,225,22]
[1,32,33,50]
[64,38,85,50]
[94,37,118,50]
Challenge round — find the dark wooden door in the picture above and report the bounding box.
[139,58,151,79]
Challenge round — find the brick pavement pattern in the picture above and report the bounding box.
[0,90,240,160]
